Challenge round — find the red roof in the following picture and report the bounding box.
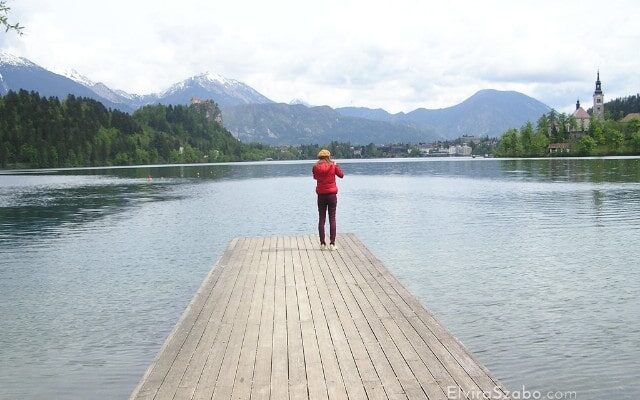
[572,107,590,119]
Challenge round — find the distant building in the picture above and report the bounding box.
[447,144,472,156]
[461,135,481,144]
[548,143,571,154]
[190,97,223,125]
[621,113,640,122]
[350,146,363,157]
[592,71,604,119]
[559,71,605,146]
[417,145,431,156]
[572,100,591,130]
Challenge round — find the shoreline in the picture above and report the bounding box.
[2,154,640,174]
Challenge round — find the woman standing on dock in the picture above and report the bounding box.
[313,149,344,250]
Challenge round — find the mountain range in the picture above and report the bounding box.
[0,53,550,144]
[222,103,431,145]
[336,89,551,139]
[0,54,272,112]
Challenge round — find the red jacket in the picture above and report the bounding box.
[313,161,344,194]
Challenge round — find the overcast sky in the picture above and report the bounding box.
[2,0,639,113]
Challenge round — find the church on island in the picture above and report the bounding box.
[549,71,604,154]
[572,71,604,131]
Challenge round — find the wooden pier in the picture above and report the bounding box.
[130,234,510,400]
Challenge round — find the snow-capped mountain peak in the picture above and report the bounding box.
[114,89,141,101]
[0,54,273,110]
[155,70,272,108]
[289,98,311,107]
[54,67,139,106]
[59,68,95,87]
[0,52,36,68]
[197,71,236,85]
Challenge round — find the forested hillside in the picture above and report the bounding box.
[602,94,640,120]
[0,90,277,168]
[495,110,640,157]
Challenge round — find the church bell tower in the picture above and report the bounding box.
[593,71,604,119]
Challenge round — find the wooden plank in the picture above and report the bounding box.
[321,244,395,400]
[304,235,367,400]
[270,236,289,399]
[211,237,263,400]
[338,236,468,397]
[299,235,349,400]
[325,237,429,400]
[190,237,260,400]
[343,234,508,399]
[251,236,277,400]
[284,236,309,400]
[337,236,456,399]
[229,236,270,400]
[130,238,244,400]
[293,236,329,400]
[131,234,510,400]
[172,238,255,400]
[323,242,409,400]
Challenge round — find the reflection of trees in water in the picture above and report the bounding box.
[67,163,313,180]
[591,189,606,228]
[592,189,606,209]
[590,188,640,228]
[499,158,640,183]
[0,183,182,241]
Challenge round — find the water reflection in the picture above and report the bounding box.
[0,179,182,243]
[34,162,316,180]
[6,157,639,183]
[498,157,640,182]
[1,157,639,399]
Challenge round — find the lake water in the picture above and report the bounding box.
[1,157,639,399]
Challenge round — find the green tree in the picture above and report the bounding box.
[631,131,640,152]
[19,144,37,165]
[134,148,149,164]
[114,152,131,165]
[555,113,569,142]
[0,1,22,34]
[519,122,534,155]
[496,128,522,156]
[604,128,624,150]
[589,118,605,145]
[530,130,550,156]
[575,136,597,155]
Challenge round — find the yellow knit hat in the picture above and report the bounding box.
[317,149,331,159]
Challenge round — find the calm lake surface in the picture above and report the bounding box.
[1,157,639,399]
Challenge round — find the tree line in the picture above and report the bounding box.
[590,94,640,121]
[0,90,407,169]
[0,90,288,168]
[495,109,640,157]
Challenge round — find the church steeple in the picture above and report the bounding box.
[594,70,602,95]
[593,70,604,119]
[576,99,580,110]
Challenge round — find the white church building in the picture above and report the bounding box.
[570,71,604,136]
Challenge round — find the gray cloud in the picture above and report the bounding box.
[3,0,640,113]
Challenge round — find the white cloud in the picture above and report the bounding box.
[3,0,639,113]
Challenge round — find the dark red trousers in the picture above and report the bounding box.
[317,194,337,244]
